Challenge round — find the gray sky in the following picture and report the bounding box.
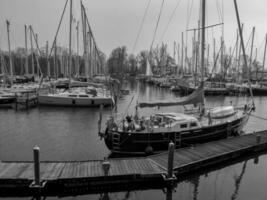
[1,0,267,60]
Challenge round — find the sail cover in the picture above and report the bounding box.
[138,83,204,108]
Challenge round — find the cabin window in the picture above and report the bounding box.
[69,95,77,97]
[79,95,88,97]
[180,124,187,129]
[190,122,198,127]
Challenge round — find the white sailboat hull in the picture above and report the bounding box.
[38,95,114,107]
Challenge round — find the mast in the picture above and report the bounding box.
[68,0,73,84]
[233,0,254,107]
[181,32,184,75]
[261,33,267,82]
[30,25,35,76]
[249,27,255,77]
[76,21,80,76]
[200,0,206,83]
[54,38,57,79]
[81,1,89,80]
[237,24,243,82]
[24,25,29,75]
[6,20,13,85]
[196,20,200,80]
[46,41,50,78]
[235,29,239,79]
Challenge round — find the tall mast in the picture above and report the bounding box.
[233,0,254,107]
[200,0,206,83]
[46,41,50,77]
[76,22,80,76]
[54,38,57,79]
[30,26,34,76]
[249,27,255,76]
[81,1,89,80]
[24,25,29,75]
[181,32,184,75]
[262,33,267,81]
[6,20,13,85]
[68,0,73,83]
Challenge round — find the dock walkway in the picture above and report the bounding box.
[1,130,267,196]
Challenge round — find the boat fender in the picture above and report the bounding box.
[72,99,76,105]
[145,146,153,155]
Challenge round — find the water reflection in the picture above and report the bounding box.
[231,161,247,200]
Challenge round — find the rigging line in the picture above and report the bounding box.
[185,0,194,46]
[158,0,182,43]
[250,113,267,121]
[82,4,102,64]
[216,0,222,23]
[150,0,165,52]
[132,0,152,53]
[49,0,69,58]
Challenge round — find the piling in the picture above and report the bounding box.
[33,146,40,186]
[167,142,175,179]
[102,157,110,176]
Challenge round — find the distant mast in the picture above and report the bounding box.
[200,0,205,84]
[6,20,13,85]
[24,25,29,75]
[68,0,73,84]
[30,26,35,76]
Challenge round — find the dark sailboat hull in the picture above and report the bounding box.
[104,114,249,155]
[251,87,267,95]
[0,96,15,108]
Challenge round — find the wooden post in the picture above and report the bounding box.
[102,157,110,176]
[167,141,175,179]
[33,146,40,186]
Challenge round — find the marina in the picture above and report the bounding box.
[1,0,267,199]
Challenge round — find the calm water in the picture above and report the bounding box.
[1,79,267,199]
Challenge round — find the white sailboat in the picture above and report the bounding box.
[38,0,114,107]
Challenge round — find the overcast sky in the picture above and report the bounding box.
[1,0,267,60]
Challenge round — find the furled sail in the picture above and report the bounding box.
[138,83,204,108]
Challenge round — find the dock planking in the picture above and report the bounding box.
[1,130,267,196]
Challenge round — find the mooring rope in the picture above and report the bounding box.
[250,113,267,121]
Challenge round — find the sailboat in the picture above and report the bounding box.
[38,0,114,107]
[100,0,254,155]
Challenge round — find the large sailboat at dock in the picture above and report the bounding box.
[100,0,255,155]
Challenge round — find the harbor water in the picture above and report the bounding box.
[1,79,267,200]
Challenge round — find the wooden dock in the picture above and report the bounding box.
[1,130,267,197]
